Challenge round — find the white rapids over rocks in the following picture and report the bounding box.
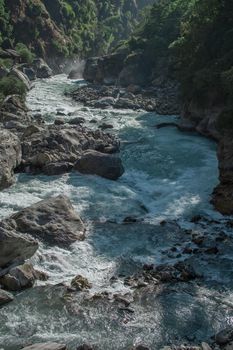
[0,75,232,350]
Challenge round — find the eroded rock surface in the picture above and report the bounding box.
[0,129,22,190]
[2,195,85,246]
[0,226,38,269]
[212,135,233,215]
[0,289,14,306]
[20,124,121,176]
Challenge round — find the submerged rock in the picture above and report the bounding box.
[0,289,14,306]
[0,129,22,190]
[71,275,92,291]
[215,327,233,345]
[3,195,85,246]
[22,343,67,350]
[76,345,94,350]
[74,150,124,180]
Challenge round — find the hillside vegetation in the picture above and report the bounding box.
[125,0,233,131]
[0,0,153,58]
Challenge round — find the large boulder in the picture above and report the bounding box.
[32,58,52,79]
[74,150,124,180]
[21,343,67,350]
[3,195,85,246]
[0,263,47,291]
[0,226,38,269]
[0,289,14,306]
[0,129,22,190]
[83,53,125,84]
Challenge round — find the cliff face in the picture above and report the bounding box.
[183,98,233,216]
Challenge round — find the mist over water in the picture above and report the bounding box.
[0,75,231,350]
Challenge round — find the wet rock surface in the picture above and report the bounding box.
[0,289,14,306]
[0,225,38,269]
[20,124,121,177]
[0,263,47,291]
[2,195,85,246]
[74,150,124,180]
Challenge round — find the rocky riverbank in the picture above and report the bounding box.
[0,62,232,349]
[70,52,233,216]
[69,82,180,115]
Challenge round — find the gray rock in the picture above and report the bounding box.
[0,226,38,269]
[0,289,14,306]
[0,263,45,291]
[21,343,67,350]
[42,162,73,175]
[215,327,233,345]
[115,98,140,110]
[71,274,92,291]
[0,130,22,190]
[33,58,52,79]
[74,150,124,180]
[3,195,85,246]
[94,97,115,108]
[23,67,36,81]
[76,345,94,350]
[68,117,85,125]
[21,125,120,173]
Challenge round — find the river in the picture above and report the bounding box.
[0,75,232,350]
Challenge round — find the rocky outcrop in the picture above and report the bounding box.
[70,83,180,115]
[32,58,53,79]
[182,100,233,215]
[0,94,32,132]
[74,150,124,180]
[0,226,38,269]
[0,129,22,190]
[2,195,85,246]
[20,124,121,176]
[83,53,126,85]
[19,58,53,80]
[83,51,151,87]
[211,134,233,215]
[71,275,92,291]
[21,343,67,350]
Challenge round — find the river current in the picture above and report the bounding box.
[0,75,232,350]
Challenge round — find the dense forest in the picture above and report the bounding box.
[125,0,233,132]
[0,0,153,58]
